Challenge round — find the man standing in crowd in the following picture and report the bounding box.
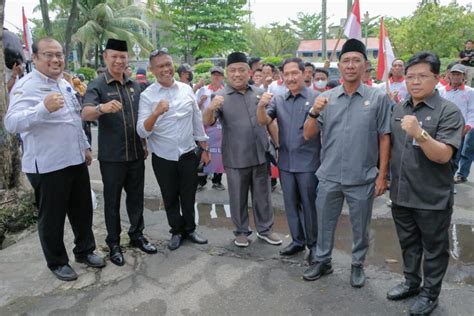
[248,57,262,84]
[256,57,321,259]
[4,38,105,281]
[459,39,474,86]
[303,39,391,287]
[387,59,408,102]
[196,66,226,192]
[439,64,474,183]
[387,51,464,316]
[314,68,330,94]
[137,48,209,251]
[303,62,316,89]
[82,39,156,267]
[203,52,282,248]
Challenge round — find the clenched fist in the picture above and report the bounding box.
[101,100,122,113]
[44,92,65,113]
[154,100,169,116]
[257,92,273,108]
[400,115,422,138]
[311,96,329,114]
[210,95,224,111]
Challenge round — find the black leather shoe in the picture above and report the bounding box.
[75,253,106,268]
[280,243,305,256]
[130,236,157,254]
[350,264,366,288]
[51,264,78,282]
[387,283,421,301]
[409,296,438,315]
[168,234,182,251]
[186,231,208,244]
[109,245,125,266]
[303,261,333,281]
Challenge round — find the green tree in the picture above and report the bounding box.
[385,2,474,58]
[159,0,249,62]
[245,22,298,57]
[289,12,327,40]
[73,0,152,68]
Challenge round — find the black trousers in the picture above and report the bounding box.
[198,173,223,186]
[152,152,197,235]
[27,163,96,269]
[100,159,145,246]
[391,204,452,300]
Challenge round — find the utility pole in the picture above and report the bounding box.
[322,0,327,60]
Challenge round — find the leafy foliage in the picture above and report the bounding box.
[75,67,96,82]
[194,62,214,74]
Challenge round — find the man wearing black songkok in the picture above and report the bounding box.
[82,38,157,266]
[303,39,391,287]
[202,52,282,248]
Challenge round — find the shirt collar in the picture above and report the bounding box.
[32,69,61,84]
[223,84,254,95]
[336,82,365,98]
[155,80,179,91]
[389,76,405,83]
[285,86,309,100]
[207,84,224,92]
[104,69,132,85]
[404,90,441,110]
[445,83,465,91]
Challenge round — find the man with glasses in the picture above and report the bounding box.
[137,48,209,250]
[203,52,282,248]
[303,39,391,288]
[387,52,464,315]
[4,37,105,281]
[82,39,156,267]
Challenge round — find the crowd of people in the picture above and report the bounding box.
[3,35,473,316]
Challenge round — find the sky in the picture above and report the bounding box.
[4,0,474,33]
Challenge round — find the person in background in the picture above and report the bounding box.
[135,68,150,92]
[314,68,330,94]
[459,39,474,86]
[252,68,264,88]
[196,66,226,192]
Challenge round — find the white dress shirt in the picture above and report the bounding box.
[439,84,474,127]
[4,69,90,174]
[137,80,208,161]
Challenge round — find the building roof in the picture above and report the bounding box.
[297,38,379,52]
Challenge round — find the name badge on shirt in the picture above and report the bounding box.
[40,87,53,92]
[412,121,423,147]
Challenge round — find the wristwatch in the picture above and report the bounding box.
[95,104,104,114]
[415,129,429,143]
[308,108,320,119]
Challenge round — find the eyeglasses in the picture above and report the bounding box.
[38,52,65,60]
[149,48,169,58]
[405,74,436,82]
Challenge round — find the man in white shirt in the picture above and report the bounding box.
[137,48,209,251]
[4,38,104,281]
[439,63,474,182]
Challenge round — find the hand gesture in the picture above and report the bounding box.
[198,95,208,107]
[400,115,422,138]
[44,92,65,113]
[85,149,93,166]
[257,92,273,108]
[154,99,169,116]
[210,95,224,111]
[311,96,329,114]
[101,100,122,113]
[264,76,273,86]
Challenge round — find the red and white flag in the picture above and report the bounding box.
[22,7,33,59]
[376,17,395,81]
[343,0,362,40]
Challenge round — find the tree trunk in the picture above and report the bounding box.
[39,0,53,37]
[0,3,21,190]
[64,0,79,71]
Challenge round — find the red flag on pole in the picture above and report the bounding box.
[376,17,395,81]
[22,7,33,59]
[343,0,362,40]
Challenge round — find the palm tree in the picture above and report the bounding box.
[73,0,152,68]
